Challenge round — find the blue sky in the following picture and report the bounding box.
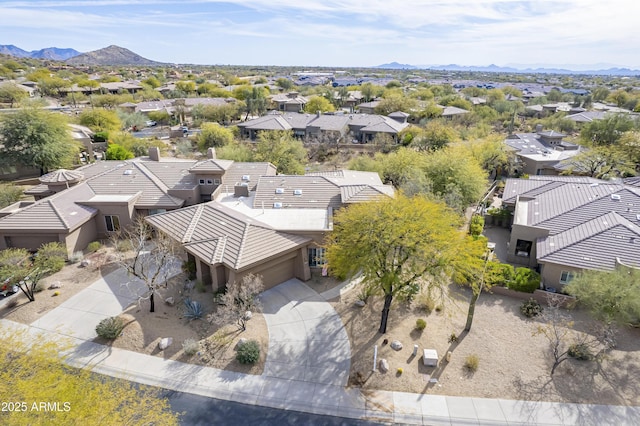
[0,0,638,69]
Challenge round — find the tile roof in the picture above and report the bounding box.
[188,159,234,173]
[147,202,310,270]
[253,175,343,210]
[537,212,640,270]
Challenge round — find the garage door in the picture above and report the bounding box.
[8,235,58,252]
[254,257,296,290]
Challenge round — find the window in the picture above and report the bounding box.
[149,209,166,216]
[105,215,120,232]
[213,178,221,185]
[308,247,326,268]
[198,179,206,185]
[559,271,575,284]
[515,239,532,257]
[206,179,213,185]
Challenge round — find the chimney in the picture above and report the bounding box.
[207,147,216,159]
[316,111,321,118]
[148,147,160,161]
[535,124,543,133]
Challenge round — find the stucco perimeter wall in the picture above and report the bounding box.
[490,286,576,308]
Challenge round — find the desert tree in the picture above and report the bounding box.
[534,294,615,376]
[209,273,264,331]
[0,329,179,425]
[0,182,24,209]
[325,193,475,334]
[112,216,181,313]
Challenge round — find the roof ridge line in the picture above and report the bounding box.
[133,161,170,193]
[234,222,252,269]
[48,199,71,229]
[182,204,205,243]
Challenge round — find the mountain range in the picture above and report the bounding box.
[65,45,165,66]
[377,62,640,76]
[0,44,81,60]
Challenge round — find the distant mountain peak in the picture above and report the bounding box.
[65,45,164,66]
[0,44,81,60]
[375,61,417,70]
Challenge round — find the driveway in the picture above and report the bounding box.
[260,279,351,387]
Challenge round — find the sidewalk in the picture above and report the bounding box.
[2,269,639,425]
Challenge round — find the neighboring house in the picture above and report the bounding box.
[566,110,609,123]
[440,105,470,118]
[357,101,380,114]
[238,112,409,143]
[504,127,585,176]
[501,176,640,289]
[0,149,393,290]
[270,92,308,112]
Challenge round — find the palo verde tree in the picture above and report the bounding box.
[1,329,179,425]
[0,108,79,175]
[254,130,307,175]
[325,193,473,334]
[112,216,181,313]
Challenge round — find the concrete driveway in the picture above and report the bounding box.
[260,279,351,387]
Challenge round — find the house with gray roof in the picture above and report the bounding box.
[505,127,585,176]
[500,175,640,289]
[0,148,392,290]
[270,92,308,112]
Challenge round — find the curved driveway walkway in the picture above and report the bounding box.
[260,279,351,387]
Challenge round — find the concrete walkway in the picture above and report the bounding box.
[3,270,640,425]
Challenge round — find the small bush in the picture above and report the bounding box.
[195,280,206,293]
[435,304,443,313]
[96,316,125,340]
[182,259,197,280]
[69,251,84,263]
[568,343,593,361]
[183,298,203,320]
[236,339,260,364]
[448,332,459,344]
[34,280,47,293]
[464,354,479,372]
[52,291,60,297]
[415,318,427,331]
[87,241,102,253]
[182,338,200,356]
[414,292,436,313]
[34,242,67,274]
[508,268,541,293]
[469,215,484,237]
[520,298,543,318]
[396,367,403,375]
[115,239,133,252]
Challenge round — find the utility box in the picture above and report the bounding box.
[423,349,438,367]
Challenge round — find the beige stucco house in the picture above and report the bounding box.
[0,149,393,290]
[501,176,640,290]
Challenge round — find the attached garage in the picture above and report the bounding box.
[251,254,296,290]
[2,234,58,252]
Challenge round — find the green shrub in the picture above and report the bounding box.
[96,316,125,340]
[448,332,459,344]
[485,261,515,287]
[469,215,484,237]
[236,339,260,364]
[415,318,427,330]
[195,280,206,293]
[508,268,541,293]
[182,259,197,280]
[115,239,133,252]
[34,242,67,274]
[87,241,101,253]
[69,251,84,263]
[414,291,436,313]
[464,354,479,372]
[520,298,543,318]
[568,343,593,361]
[182,338,200,356]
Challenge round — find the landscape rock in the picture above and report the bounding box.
[80,259,91,268]
[379,358,389,373]
[390,340,403,351]
[158,337,173,350]
[354,300,366,307]
[48,281,62,289]
[165,297,175,306]
[243,311,252,320]
[235,338,248,350]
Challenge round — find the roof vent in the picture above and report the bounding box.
[275,188,285,194]
[273,202,283,209]
[636,214,640,221]
[242,175,250,181]
[293,189,303,196]
[611,194,621,201]
[123,169,133,175]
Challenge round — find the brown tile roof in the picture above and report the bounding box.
[147,202,310,270]
[189,159,234,173]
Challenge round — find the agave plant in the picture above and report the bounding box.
[183,298,203,320]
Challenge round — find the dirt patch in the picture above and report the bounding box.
[104,275,267,375]
[332,284,640,405]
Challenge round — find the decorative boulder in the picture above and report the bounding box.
[379,358,389,373]
[165,297,175,306]
[243,311,253,320]
[235,338,248,350]
[80,259,91,268]
[48,281,62,290]
[354,300,366,307]
[158,337,173,350]
[390,340,403,351]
